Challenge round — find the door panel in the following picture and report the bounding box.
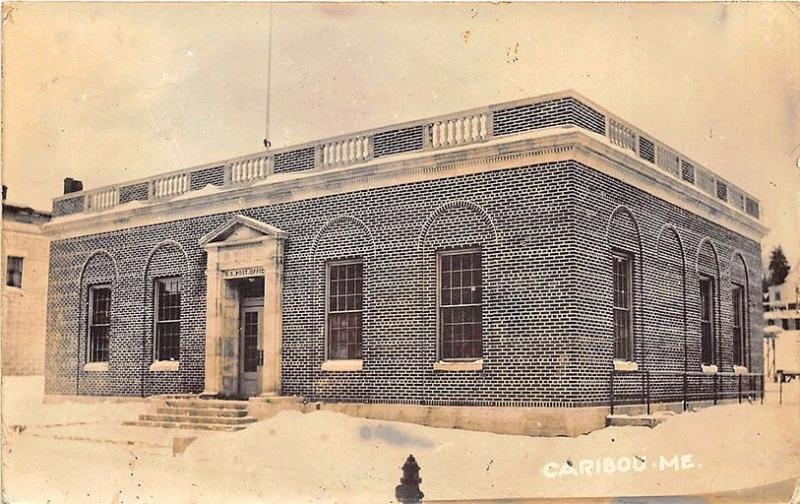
[239,305,263,398]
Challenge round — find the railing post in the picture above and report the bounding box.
[640,371,646,413]
[738,374,742,404]
[422,124,432,150]
[313,144,323,170]
[645,371,651,415]
[683,372,688,411]
[609,372,615,415]
[713,374,717,405]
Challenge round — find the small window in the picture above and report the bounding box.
[782,318,790,330]
[88,285,112,363]
[731,284,745,367]
[775,291,781,301]
[326,261,363,360]
[612,252,634,361]
[699,276,715,365]
[154,277,181,361]
[439,249,482,360]
[6,256,23,288]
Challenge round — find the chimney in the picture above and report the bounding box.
[63,178,83,194]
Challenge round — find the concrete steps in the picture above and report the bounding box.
[124,397,258,432]
[122,420,246,432]
[155,406,248,418]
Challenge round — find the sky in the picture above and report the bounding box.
[2,2,799,267]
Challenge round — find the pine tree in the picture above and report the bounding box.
[768,246,791,286]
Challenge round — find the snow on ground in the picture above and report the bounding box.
[2,376,799,504]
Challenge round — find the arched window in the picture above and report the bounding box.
[696,239,720,367]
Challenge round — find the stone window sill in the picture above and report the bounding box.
[701,364,718,374]
[613,360,639,372]
[433,359,484,372]
[83,362,109,372]
[149,360,179,372]
[321,359,363,372]
[733,365,749,375]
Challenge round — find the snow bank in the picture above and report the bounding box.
[2,375,147,428]
[182,392,800,501]
[2,376,798,503]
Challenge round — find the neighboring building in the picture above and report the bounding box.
[2,188,52,375]
[764,260,800,331]
[763,261,800,379]
[43,91,767,434]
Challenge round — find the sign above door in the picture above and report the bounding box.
[223,267,265,280]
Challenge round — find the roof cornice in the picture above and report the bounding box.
[43,128,768,243]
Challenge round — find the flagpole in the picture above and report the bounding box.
[264,3,274,150]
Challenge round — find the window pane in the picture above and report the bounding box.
[441,305,482,359]
[88,286,112,363]
[6,256,23,288]
[612,254,633,360]
[155,278,181,361]
[89,325,110,363]
[439,250,482,359]
[699,277,714,365]
[327,262,364,360]
[732,285,744,366]
[156,321,180,361]
[243,311,259,372]
[91,287,112,325]
[157,278,181,322]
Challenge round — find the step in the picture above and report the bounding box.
[156,406,248,418]
[122,420,247,432]
[164,399,249,410]
[139,413,258,426]
[605,414,669,428]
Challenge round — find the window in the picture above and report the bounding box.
[87,285,112,363]
[612,252,634,361]
[699,276,715,365]
[6,256,23,288]
[154,277,181,361]
[775,291,781,301]
[782,318,790,330]
[326,261,363,360]
[439,249,482,360]
[731,284,745,367]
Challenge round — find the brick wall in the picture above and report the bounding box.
[119,182,149,204]
[274,147,316,174]
[52,195,84,217]
[45,160,762,407]
[570,162,763,404]
[189,166,226,191]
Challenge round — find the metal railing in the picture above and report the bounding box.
[609,369,764,415]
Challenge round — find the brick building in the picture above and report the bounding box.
[43,91,767,434]
[2,189,52,375]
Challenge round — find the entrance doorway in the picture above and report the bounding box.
[229,276,265,399]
